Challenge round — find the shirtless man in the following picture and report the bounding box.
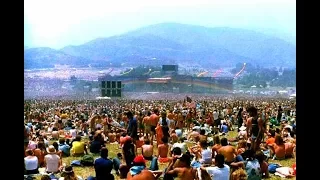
[166,154,198,180]
[246,106,264,151]
[167,110,176,129]
[141,138,153,160]
[143,111,151,138]
[218,137,237,165]
[107,129,116,143]
[187,128,200,142]
[148,109,160,145]
[211,135,222,158]
[158,136,170,163]
[268,135,286,160]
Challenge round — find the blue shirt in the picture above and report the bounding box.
[94,157,114,180]
[58,143,71,156]
[90,140,103,154]
[127,118,138,139]
[221,125,228,133]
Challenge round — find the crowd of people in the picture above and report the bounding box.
[24,96,296,180]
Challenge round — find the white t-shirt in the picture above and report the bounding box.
[24,156,39,170]
[206,165,230,180]
[45,154,60,173]
[200,148,212,164]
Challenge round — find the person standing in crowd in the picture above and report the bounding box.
[246,106,264,152]
[127,111,138,142]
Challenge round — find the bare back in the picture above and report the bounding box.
[218,145,236,162]
[175,167,197,180]
[127,170,156,180]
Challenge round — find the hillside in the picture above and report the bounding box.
[24,47,92,69]
[25,23,296,69]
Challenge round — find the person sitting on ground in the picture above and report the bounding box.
[190,140,212,168]
[171,137,188,154]
[166,154,197,180]
[141,138,153,160]
[51,127,60,140]
[187,127,200,142]
[164,147,183,180]
[59,165,83,180]
[175,127,183,138]
[170,129,179,144]
[58,138,70,157]
[255,151,269,178]
[236,140,247,155]
[89,133,104,154]
[199,129,207,142]
[87,147,115,180]
[268,135,286,160]
[284,140,296,158]
[44,145,62,174]
[238,125,247,140]
[202,154,230,180]
[28,136,38,150]
[70,135,88,156]
[212,135,222,158]
[107,129,116,143]
[218,137,237,166]
[52,142,63,159]
[158,136,171,163]
[24,149,39,175]
[69,126,77,139]
[265,129,276,146]
[221,122,229,134]
[231,149,262,180]
[33,141,47,167]
[127,155,162,180]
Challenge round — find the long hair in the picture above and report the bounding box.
[231,168,247,180]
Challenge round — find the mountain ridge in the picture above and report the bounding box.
[25,23,296,69]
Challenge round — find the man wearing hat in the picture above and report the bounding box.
[126,155,160,180]
[44,145,62,173]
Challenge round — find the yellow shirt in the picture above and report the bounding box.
[71,141,85,154]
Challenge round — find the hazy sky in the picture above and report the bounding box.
[24,0,296,49]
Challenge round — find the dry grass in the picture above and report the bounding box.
[34,130,295,180]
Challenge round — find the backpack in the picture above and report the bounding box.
[268,163,281,173]
[81,154,94,166]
